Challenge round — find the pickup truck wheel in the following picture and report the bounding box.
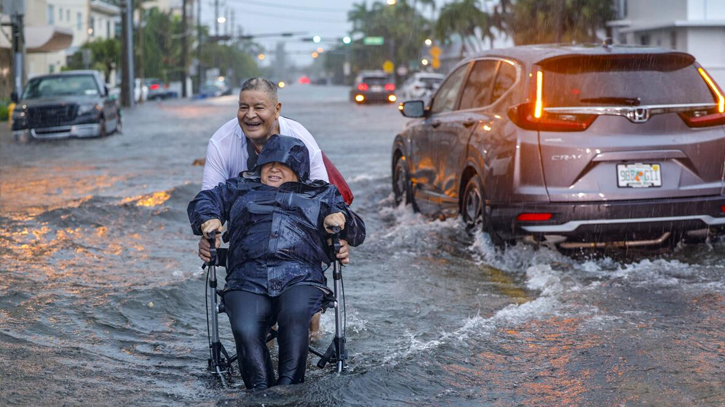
[99,118,108,137]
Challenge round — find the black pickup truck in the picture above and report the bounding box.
[11,70,121,141]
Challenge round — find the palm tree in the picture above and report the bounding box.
[435,0,495,55]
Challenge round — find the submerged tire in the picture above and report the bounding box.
[392,155,418,211]
[99,118,108,137]
[462,176,505,246]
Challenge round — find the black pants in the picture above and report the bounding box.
[224,285,324,390]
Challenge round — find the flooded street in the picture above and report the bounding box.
[1,85,724,406]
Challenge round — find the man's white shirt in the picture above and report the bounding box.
[202,117,328,190]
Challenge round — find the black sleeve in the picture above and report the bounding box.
[187,178,242,236]
[320,185,366,247]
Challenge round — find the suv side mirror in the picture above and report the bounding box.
[10,91,19,103]
[399,100,426,118]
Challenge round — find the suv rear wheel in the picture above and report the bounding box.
[462,176,505,246]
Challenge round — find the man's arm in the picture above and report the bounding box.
[201,140,228,191]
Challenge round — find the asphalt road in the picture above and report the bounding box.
[1,85,724,406]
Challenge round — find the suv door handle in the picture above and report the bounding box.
[463,118,476,127]
[431,119,441,128]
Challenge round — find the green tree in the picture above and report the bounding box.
[435,0,495,52]
[507,0,614,45]
[347,0,432,79]
[65,38,121,83]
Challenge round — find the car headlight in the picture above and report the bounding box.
[78,103,100,115]
[11,109,25,120]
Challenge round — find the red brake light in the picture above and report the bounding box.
[517,213,553,222]
[385,83,395,91]
[678,109,725,128]
[357,83,369,91]
[150,84,160,90]
[508,103,597,132]
[721,205,725,213]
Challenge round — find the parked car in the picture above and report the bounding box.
[393,45,725,249]
[350,71,397,104]
[399,72,445,101]
[12,70,121,141]
[144,78,171,100]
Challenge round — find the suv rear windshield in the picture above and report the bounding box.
[540,54,715,107]
[23,75,99,99]
[362,76,388,86]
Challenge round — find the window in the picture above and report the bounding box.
[59,7,63,21]
[48,5,55,24]
[77,12,82,31]
[670,30,677,50]
[491,62,518,103]
[107,21,111,38]
[431,64,469,114]
[67,10,70,22]
[49,65,55,74]
[640,35,650,46]
[458,60,498,110]
[90,17,95,36]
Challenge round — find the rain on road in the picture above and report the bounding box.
[1,85,724,406]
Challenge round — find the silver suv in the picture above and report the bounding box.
[392,45,725,248]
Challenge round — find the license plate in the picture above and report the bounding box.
[371,85,382,92]
[617,163,662,188]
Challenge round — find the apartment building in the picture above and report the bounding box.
[609,0,725,84]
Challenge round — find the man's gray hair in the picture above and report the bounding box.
[240,77,278,102]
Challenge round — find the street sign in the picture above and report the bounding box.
[429,46,442,57]
[363,36,384,45]
[431,58,441,69]
[383,60,394,74]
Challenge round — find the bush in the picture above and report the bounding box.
[0,101,9,122]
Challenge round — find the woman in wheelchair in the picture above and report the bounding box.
[188,135,365,390]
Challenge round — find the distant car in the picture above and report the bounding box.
[12,70,121,141]
[393,45,725,249]
[350,71,397,104]
[198,81,224,98]
[399,72,445,101]
[144,78,172,100]
[214,77,233,96]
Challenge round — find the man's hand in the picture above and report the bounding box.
[324,212,346,233]
[337,239,350,265]
[198,219,222,262]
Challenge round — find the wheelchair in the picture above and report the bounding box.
[202,230,348,388]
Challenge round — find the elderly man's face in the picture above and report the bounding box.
[238,90,281,144]
[261,162,298,187]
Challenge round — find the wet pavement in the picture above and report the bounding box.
[1,86,724,406]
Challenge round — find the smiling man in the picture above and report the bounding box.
[198,77,355,263]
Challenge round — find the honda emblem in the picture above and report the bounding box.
[627,107,650,123]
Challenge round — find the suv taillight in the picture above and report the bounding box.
[508,102,598,132]
[357,83,369,91]
[385,83,395,91]
[678,108,725,128]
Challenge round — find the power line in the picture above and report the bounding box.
[225,0,348,13]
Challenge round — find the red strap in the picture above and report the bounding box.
[322,152,354,205]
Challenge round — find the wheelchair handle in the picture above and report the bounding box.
[207,231,217,265]
[328,226,341,254]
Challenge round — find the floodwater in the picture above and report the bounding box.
[1,86,724,406]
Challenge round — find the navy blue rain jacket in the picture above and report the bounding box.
[188,135,365,297]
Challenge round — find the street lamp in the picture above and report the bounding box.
[343,36,352,44]
[217,17,226,24]
[313,35,321,43]
[424,38,432,47]
[258,53,265,60]
[387,0,397,5]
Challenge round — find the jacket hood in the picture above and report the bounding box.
[253,134,311,181]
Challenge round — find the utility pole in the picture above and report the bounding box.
[2,0,26,96]
[214,0,219,37]
[197,0,203,91]
[121,0,134,107]
[138,3,145,103]
[181,0,188,97]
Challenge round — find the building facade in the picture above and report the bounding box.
[609,0,725,85]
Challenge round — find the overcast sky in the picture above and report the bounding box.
[200,0,455,68]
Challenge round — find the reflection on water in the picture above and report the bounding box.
[1,89,724,406]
